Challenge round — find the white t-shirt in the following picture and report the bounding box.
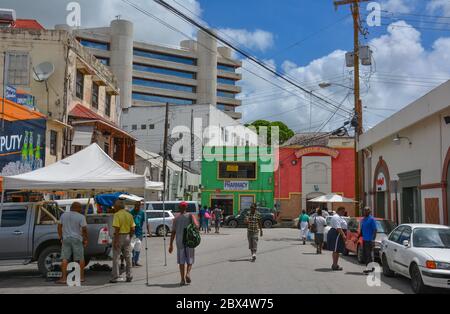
[330,214,347,230]
[310,215,327,234]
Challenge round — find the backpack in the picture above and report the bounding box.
[183,215,201,248]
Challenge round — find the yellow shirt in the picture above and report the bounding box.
[113,209,136,234]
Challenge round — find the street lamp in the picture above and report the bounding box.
[318,82,355,90]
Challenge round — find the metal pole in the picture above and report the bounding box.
[1,182,6,227]
[144,188,150,286]
[162,102,169,267]
[2,52,6,131]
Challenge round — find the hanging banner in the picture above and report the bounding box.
[376,173,387,192]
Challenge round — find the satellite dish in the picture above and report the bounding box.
[33,62,55,82]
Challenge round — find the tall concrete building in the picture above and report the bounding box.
[72,20,243,120]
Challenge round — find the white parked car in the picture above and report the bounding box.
[146,210,175,237]
[381,224,450,294]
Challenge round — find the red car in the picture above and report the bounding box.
[344,217,396,263]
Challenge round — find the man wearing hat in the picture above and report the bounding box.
[169,201,199,286]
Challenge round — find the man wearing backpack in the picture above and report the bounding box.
[169,201,199,286]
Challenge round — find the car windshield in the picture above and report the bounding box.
[413,228,450,249]
[376,220,395,234]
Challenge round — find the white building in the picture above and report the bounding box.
[122,104,258,171]
[135,148,201,201]
[359,80,450,226]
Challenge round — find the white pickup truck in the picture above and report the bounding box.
[0,201,113,276]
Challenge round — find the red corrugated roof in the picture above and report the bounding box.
[14,19,44,30]
[69,104,116,126]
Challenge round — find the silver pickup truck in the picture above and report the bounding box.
[0,201,113,276]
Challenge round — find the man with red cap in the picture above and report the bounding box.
[169,201,198,286]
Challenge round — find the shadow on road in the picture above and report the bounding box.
[146,283,182,289]
[228,258,252,263]
[314,268,335,273]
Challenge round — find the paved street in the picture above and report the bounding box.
[0,228,422,294]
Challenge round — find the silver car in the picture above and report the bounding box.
[146,210,174,237]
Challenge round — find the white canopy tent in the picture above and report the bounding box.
[0,143,162,286]
[308,193,356,203]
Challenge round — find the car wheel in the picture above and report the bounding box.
[382,254,395,277]
[156,225,169,237]
[263,220,273,229]
[357,245,365,264]
[410,263,428,294]
[228,220,238,228]
[38,245,62,277]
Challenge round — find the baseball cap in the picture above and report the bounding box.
[179,201,188,208]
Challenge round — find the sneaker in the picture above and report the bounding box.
[180,280,186,286]
[252,254,256,262]
[331,265,343,271]
[186,276,192,284]
[126,276,133,283]
[109,278,119,284]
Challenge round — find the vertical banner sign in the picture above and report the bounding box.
[0,118,46,177]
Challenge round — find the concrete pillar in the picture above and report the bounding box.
[110,19,134,110]
[196,29,217,106]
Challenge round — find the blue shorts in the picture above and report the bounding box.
[327,228,345,253]
[177,247,195,265]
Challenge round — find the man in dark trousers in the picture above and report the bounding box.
[244,204,263,262]
[358,207,378,273]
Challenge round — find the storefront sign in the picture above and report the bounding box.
[376,173,387,192]
[5,85,17,102]
[226,164,239,172]
[295,146,340,159]
[224,181,249,191]
[0,118,46,177]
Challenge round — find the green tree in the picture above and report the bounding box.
[246,120,294,145]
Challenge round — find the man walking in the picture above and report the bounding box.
[110,200,135,283]
[358,207,378,272]
[56,202,88,284]
[245,204,263,262]
[169,201,198,286]
[310,208,327,254]
[130,201,146,267]
[213,205,223,234]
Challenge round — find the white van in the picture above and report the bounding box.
[146,201,199,214]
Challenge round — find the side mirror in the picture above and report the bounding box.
[403,240,410,247]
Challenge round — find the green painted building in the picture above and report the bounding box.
[201,146,275,216]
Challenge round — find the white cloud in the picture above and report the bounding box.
[238,20,450,133]
[427,0,450,16]
[381,0,413,13]
[218,28,274,52]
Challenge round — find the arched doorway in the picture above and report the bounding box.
[306,192,326,214]
[373,157,391,220]
[443,147,450,226]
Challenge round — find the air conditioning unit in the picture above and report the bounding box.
[0,9,16,27]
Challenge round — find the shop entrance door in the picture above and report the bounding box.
[211,196,234,217]
[402,187,419,223]
[376,192,386,218]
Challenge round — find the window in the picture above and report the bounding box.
[50,130,58,156]
[149,124,155,130]
[217,64,236,73]
[76,70,84,99]
[141,124,147,130]
[133,63,196,79]
[217,77,236,85]
[96,56,110,66]
[79,39,110,51]
[389,226,404,243]
[218,162,257,180]
[104,142,110,155]
[105,93,111,117]
[133,78,196,93]
[6,51,30,86]
[133,49,196,65]
[397,227,412,244]
[217,90,236,99]
[1,209,27,227]
[92,82,99,109]
[413,228,450,248]
[132,125,137,131]
[132,92,194,106]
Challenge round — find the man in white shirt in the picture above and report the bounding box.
[327,207,347,271]
[310,208,327,254]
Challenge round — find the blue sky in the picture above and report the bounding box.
[6,0,450,131]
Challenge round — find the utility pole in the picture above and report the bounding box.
[161,102,170,266]
[334,0,368,216]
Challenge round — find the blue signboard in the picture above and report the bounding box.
[0,118,46,177]
[5,85,17,103]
